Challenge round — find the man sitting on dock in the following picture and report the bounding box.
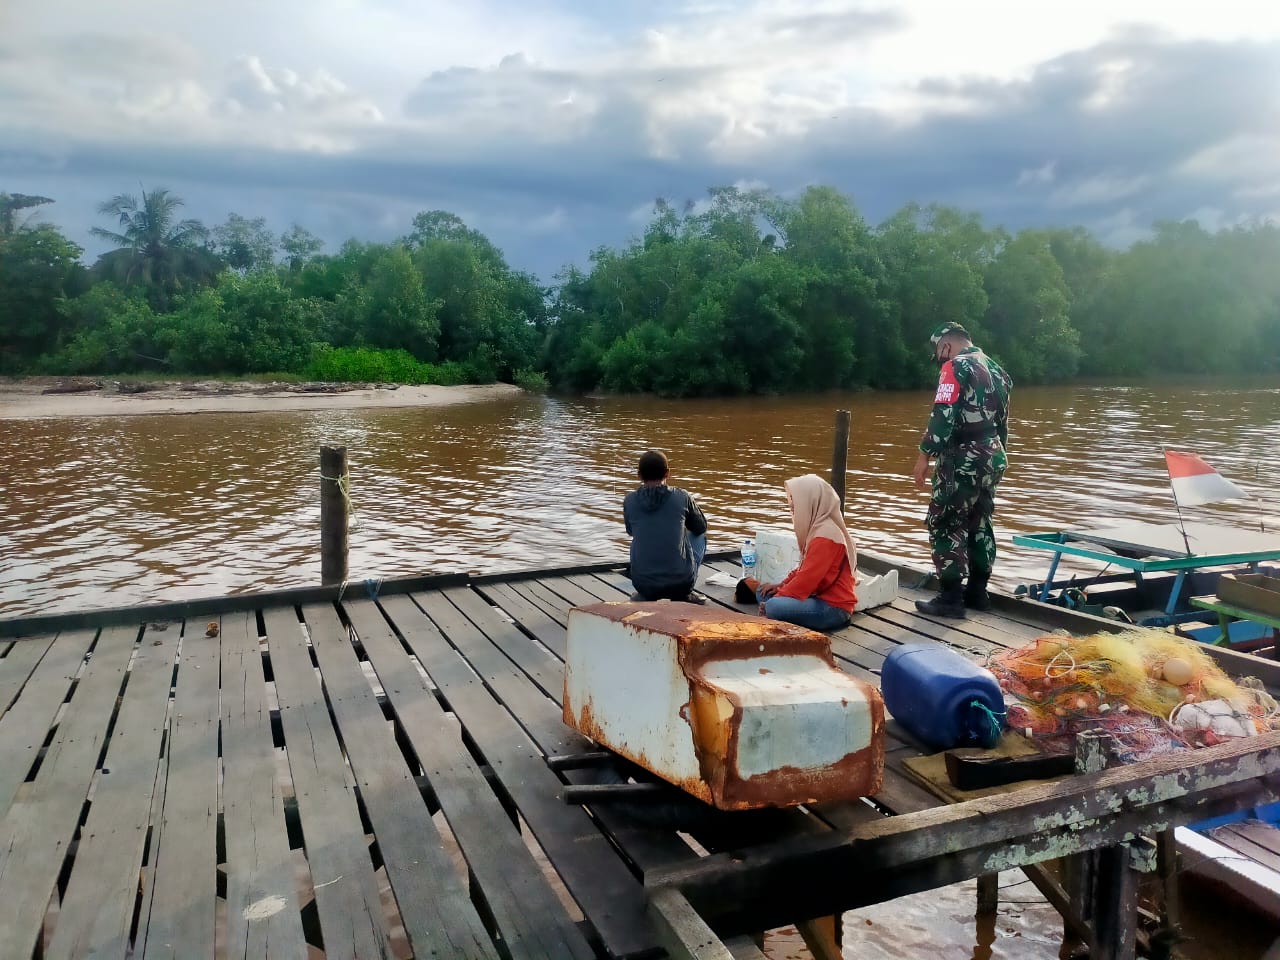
[912,323,1013,618]
[624,449,708,603]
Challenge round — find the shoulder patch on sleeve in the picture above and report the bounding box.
[933,360,961,404]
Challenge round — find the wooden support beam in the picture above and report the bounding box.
[648,887,738,960]
[975,874,998,916]
[650,731,1280,936]
[797,916,842,960]
[1063,731,1112,951]
[1091,844,1140,959]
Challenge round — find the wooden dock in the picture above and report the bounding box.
[2,550,1279,959]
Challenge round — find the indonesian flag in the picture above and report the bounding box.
[1164,450,1248,507]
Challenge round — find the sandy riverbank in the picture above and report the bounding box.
[0,377,526,419]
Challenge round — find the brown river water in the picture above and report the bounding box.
[2,379,1279,958]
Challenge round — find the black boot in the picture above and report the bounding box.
[915,582,966,618]
[964,571,992,612]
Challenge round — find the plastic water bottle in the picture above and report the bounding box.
[741,539,757,580]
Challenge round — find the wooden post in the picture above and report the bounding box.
[1090,844,1140,959]
[1155,829,1182,942]
[975,873,999,916]
[320,445,349,585]
[1062,730,1112,956]
[830,410,851,508]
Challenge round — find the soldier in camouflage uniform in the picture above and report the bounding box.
[911,323,1013,618]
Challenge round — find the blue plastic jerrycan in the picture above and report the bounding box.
[881,642,1005,750]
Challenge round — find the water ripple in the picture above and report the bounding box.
[2,380,1278,618]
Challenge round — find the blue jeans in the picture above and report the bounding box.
[761,594,852,632]
[688,533,707,572]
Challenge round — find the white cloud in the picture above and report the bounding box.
[1050,173,1150,208]
[1017,161,1057,186]
[3,1,1280,274]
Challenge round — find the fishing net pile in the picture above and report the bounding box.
[987,630,1280,763]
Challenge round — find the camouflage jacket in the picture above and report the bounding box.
[919,346,1012,458]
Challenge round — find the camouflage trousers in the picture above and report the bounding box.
[926,453,1005,586]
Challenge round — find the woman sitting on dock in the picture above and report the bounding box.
[754,474,857,632]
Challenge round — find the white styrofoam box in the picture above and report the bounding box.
[753,527,898,611]
[563,602,885,810]
[754,526,800,584]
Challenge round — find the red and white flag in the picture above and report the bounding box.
[1164,450,1248,507]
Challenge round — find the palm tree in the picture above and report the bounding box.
[0,193,54,237]
[91,187,220,308]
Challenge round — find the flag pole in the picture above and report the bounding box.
[1164,451,1194,555]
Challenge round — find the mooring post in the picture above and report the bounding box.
[320,445,349,585]
[830,409,851,508]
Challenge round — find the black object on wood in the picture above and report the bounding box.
[945,750,1076,790]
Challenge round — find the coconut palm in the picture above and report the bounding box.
[0,193,54,237]
[91,187,220,308]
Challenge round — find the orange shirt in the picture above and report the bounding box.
[776,537,857,612]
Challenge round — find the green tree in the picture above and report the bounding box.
[48,285,161,374]
[875,204,993,386]
[90,187,220,309]
[280,224,325,273]
[0,193,54,236]
[982,231,1080,381]
[212,214,276,272]
[0,222,86,370]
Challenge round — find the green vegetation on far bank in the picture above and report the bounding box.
[2,185,1278,396]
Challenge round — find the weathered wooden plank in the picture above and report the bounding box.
[859,605,1008,657]
[474,582,568,660]
[0,628,97,820]
[1211,823,1280,872]
[345,599,595,960]
[564,573,626,603]
[0,573,472,640]
[412,591,573,755]
[593,571,636,596]
[0,624,137,957]
[506,579,572,628]
[653,732,1280,934]
[444,587,564,699]
[300,602,498,960]
[141,625,222,960]
[535,576,608,611]
[220,610,309,960]
[385,592,677,959]
[0,633,56,716]
[45,622,179,960]
[648,887,738,960]
[262,606,395,960]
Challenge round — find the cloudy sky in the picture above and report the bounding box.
[2,1,1278,278]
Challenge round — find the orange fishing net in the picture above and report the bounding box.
[989,630,1279,762]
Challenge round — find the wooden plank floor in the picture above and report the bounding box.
[0,558,1066,959]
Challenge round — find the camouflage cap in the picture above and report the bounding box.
[929,322,969,346]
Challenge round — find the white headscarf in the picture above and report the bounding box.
[784,474,857,572]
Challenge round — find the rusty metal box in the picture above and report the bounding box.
[563,601,885,810]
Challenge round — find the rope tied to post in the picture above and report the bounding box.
[320,471,358,530]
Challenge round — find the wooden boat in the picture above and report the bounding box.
[1013,520,1280,647]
